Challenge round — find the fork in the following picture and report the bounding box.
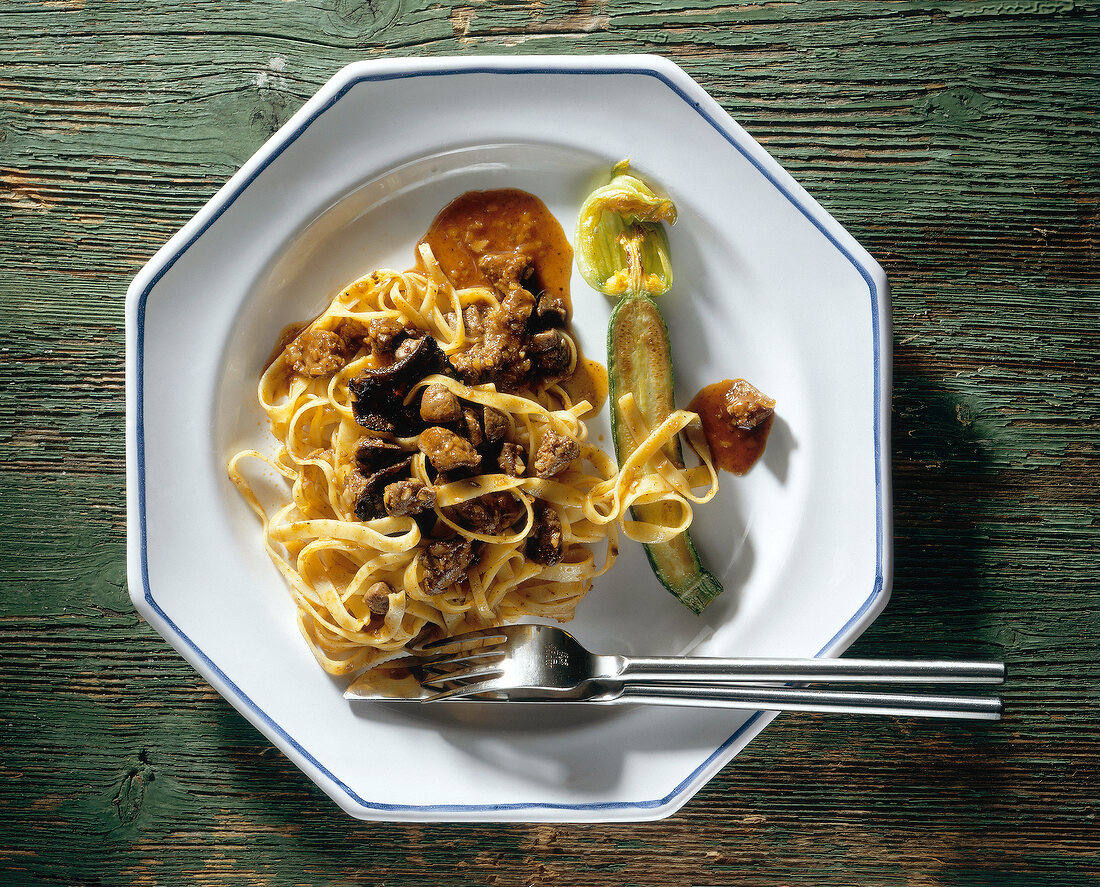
[413,624,1005,719]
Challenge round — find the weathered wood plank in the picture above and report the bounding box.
[1,0,1098,884]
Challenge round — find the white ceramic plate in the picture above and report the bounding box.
[125,55,891,822]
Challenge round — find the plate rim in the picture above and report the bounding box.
[125,53,892,822]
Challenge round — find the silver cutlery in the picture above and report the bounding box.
[344,624,1005,719]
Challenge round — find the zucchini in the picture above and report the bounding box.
[608,297,723,613]
[578,162,723,613]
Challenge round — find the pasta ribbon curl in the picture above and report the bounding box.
[229,252,717,675]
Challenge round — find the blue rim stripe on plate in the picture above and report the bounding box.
[134,60,886,817]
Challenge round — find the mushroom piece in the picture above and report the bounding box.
[418,426,481,472]
[527,501,564,566]
[419,383,462,423]
[285,328,348,377]
[723,379,776,430]
[420,538,475,594]
[349,456,414,521]
[532,429,579,478]
[364,581,393,615]
[446,492,522,536]
[349,335,450,435]
[393,335,423,362]
[528,329,572,380]
[461,408,484,448]
[366,316,405,354]
[482,406,509,443]
[354,436,407,473]
[383,479,437,517]
[535,288,570,327]
[497,442,526,477]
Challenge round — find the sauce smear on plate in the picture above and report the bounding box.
[688,379,775,475]
[419,188,573,319]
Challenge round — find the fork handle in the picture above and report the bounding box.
[613,684,1003,720]
[608,656,1005,684]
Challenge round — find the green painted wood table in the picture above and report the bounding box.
[2,1,1097,884]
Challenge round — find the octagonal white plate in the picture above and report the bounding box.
[125,55,891,822]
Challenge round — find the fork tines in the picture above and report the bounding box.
[411,627,509,657]
[411,628,512,699]
[420,651,507,689]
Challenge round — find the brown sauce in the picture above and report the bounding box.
[688,380,774,476]
[418,188,573,318]
[271,189,599,401]
[561,357,609,417]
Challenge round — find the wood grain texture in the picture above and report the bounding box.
[2,0,1098,884]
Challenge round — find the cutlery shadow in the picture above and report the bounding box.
[874,369,1004,660]
[346,698,753,793]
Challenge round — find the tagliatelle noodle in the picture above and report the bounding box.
[228,250,716,676]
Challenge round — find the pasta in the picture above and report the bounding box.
[228,193,718,677]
